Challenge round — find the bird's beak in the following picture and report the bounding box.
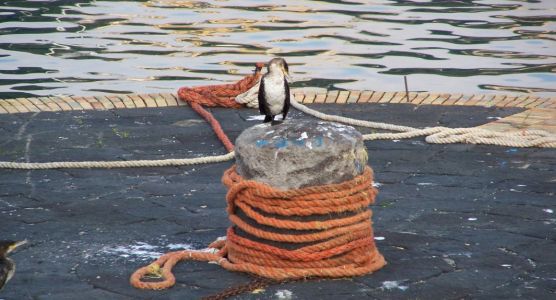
[8,240,27,254]
[281,66,291,82]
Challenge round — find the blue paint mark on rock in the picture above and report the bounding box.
[235,119,367,189]
[256,139,269,147]
[314,136,324,147]
[292,139,305,146]
[274,138,288,148]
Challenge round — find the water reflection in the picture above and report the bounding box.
[0,0,554,99]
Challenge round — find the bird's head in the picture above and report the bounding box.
[267,58,290,80]
[0,240,27,256]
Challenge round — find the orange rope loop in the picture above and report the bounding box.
[176,63,264,152]
[130,165,386,289]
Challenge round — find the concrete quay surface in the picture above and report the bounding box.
[0,103,555,299]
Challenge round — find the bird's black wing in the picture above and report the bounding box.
[282,79,290,120]
[0,257,10,290]
[258,78,269,115]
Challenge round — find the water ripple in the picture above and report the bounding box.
[0,0,554,97]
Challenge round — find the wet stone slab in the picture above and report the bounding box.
[0,103,555,299]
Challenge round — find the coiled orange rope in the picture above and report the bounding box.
[176,63,264,152]
[130,165,386,289]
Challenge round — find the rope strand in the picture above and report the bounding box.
[234,80,556,148]
[176,62,264,152]
[0,152,235,169]
[0,63,263,170]
[289,99,556,148]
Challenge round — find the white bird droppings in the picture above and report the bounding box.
[275,289,293,299]
[381,281,408,291]
[468,217,478,221]
[247,115,285,121]
[247,115,266,121]
[101,241,200,261]
[101,242,163,261]
[167,243,194,250]
[374,236,385,241]
[543,208,553,214]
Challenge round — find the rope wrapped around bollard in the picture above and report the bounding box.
[130,165,386,290]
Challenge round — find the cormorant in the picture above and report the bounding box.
[258,58,290,124]
[0,240,26,290]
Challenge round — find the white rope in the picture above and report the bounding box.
[234,81,260,108]
[237,83,556,148]
[1,87,554,170]
[0,152,234,170]
[290,99,415,132]
[238,84,416,132]
[291,100,556,148]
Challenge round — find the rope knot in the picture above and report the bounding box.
[146,263,162,278]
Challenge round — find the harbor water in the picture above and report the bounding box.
[0,0,555,99]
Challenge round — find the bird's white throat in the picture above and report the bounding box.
[262,73,287,116]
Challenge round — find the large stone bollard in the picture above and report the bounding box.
[235,119,368,190]
[130,120,385,289]
[233,119,385,269]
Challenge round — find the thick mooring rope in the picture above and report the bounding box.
[176,62,264,152]
[0,64,263,170]
[130,165,386,289]
[1,63,555,170]
[290,100,556,148]
[0,152,235,170]
[235,80,556,148]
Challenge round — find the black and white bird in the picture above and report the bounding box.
[0,240,26,291]
[258,58,290,124]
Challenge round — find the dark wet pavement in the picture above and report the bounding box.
[1,103,555,299]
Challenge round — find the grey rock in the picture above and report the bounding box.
[234,119,368,190]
